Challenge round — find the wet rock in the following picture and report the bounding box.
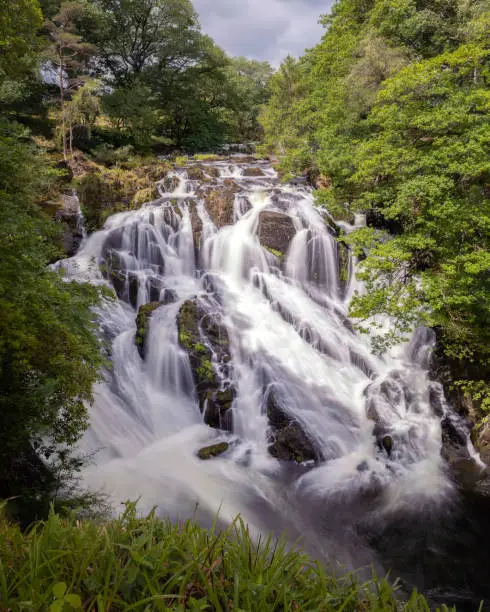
[162,175,180,193]
[204,182,241,228]
[177,299,234,430]
[428,382,446,417]
[135,302,163,359]
[55,193,84,257]
[381,435,393,456]
[186,166,209,181]
[258,211,296,256]
[243,166,265,177]
[477,423,490,467]
[266,393,320,463]
[268,422,318,463]
[197,442,230,460]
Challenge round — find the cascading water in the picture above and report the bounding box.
[59,157,490,608]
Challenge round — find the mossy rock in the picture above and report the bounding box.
[132,186,159,207]
[136,302,163,359]
[204,183,241,228]
[177,299,234,430]
[186,166,207,181]
[162,175,180,193]
[197,442,229,460]
[243,166,265,177]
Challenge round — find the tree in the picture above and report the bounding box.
[224,57,273,142]
[44,2,95,160]
[88,0,200,85]
[0,0,43,105]
[64,79,101,156]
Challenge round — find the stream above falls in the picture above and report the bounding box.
[59,155,490,609]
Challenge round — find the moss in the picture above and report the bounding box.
[197,442,229,460]
[135,302,163,359]
[132,186,159,207]
[196,358,214,384]
[337,240,350,284]
[216,389,234,411]
[265,246,285,260]
[193,153,220,161]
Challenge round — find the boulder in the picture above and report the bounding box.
[135,302,163,359]
[243,166,265,177]
[197,442,230,460]
[161,174,180,193]
[177,299,234,430]
[258,211,296,257]
[204,182,241,228]
[266,392,320,463]
[186,166,211,181]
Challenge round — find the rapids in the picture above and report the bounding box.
[59,156,490,608]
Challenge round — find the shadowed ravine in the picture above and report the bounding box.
[59,157,490,609]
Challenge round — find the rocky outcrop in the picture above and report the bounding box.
[243,166,265,177]
[177,299,234,430]
[204,181,241,228]
[258,211,296,257]
[135,302,163,359]
[55,193,84,257]
[266,392,320,463]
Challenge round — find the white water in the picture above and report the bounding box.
[58,157,474,568]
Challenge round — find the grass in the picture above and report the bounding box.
[0,503,454,611]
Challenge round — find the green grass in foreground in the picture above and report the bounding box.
[0,503,452,611]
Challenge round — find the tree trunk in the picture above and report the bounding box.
[58,51,68,162]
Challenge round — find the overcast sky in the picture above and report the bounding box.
[192,0,335,66]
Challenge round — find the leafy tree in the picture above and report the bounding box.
[224,57,273,142]
[44,1,96,160]
[64,79,101,156]
[0,0,43,105]
[87,0,200,85]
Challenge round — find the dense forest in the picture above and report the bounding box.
[260,0,490,429]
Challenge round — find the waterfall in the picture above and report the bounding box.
[58,156,487,601]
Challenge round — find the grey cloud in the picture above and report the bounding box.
[192,0,335,65]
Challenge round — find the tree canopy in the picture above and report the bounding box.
[260,0,490,411]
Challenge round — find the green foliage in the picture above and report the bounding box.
[0,0,43,105]
[0,119,104,515]
[0,503,446,611]
[261,0,490,413]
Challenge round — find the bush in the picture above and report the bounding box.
[0,504,445,611]
[90,144,135,167]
